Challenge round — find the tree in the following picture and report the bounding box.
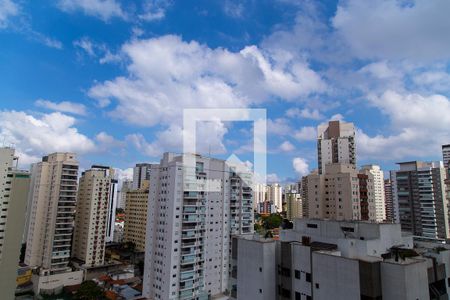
[74,281,104,300]
[262,214,283,229]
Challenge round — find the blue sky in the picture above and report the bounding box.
[1,0,450,183]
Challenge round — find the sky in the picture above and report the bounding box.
[1,0,450,183]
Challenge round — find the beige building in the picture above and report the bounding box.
[285,192,302,220]
[72,166,115,267]
[25,153,79,274]
[0,148,30,300]
[306,163,376,221]
[124,180,149,251]
[267,183,282,212]
[360,165,386,222]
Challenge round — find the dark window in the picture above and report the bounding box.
[307,223,318,229]
[281,288,290,298]
[295,270,300,279]
[281,267,291,277]
[306,273,311,282]
[315,283,319,289]
[341,226,355,232]
[306,296,312,300]
[295,292,300,300]
[259,289,262,293]
[259,267,262,272]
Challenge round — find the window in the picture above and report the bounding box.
[295,292,300,300]
[307,223,318,228]
[259,289,262,293]
[259,267,262,272]
[315,283,319,289]
[294,270,300,279]
[306,273,311,282]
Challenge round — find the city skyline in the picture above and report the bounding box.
[1,0,450,182]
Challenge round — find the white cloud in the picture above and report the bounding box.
[57,0,126,21]
[333,0,450,61]
[293,126,316,141]
[73,37,95,56]
[358,90,450,159]
[412,71,450,93]
[267,118,292,135]
[292,157,309,176]
[0,111,95,165]
[267,173,281,184]
[139,0,172,21]
[286,107,324,120]
[223,0,244,18]
[114,167,133,182]
[0,0,19,29]
[279,141,295,152]
[35,99,87,116]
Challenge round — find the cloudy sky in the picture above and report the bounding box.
[1,0,449,182]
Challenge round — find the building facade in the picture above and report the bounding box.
[285,192,302,221]
[72,166,116,267]
[253,183,267,211]
[391,161,448,239]
[317,120,356,174]
[443,144,450,170]
[25,153,79,274]
[268,183,283,213]
[360,165,386,222]
[133,163,155,190]
[0,148,30,299]
[384,179,395,222]
[124,180,150,252]
[142,153,253,300]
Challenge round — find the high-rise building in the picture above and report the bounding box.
[72,166,116,267]
[133,163,155,190]
[306,163,377,221]
[143,153,253,300]
[285,191,302,220]
[391,161,448,239]
[253,183,267,211]
[25,153,79,274]
[118,179,132,209]
[0,148,30,299]
[267,183,282,212]
[317,120,356,174]
[124,180,150,252]
[443,144,450,171]
[360,165,386,222]
[384,179,395,222]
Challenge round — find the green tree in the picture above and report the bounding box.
[262,214,283,229]
[74,280,104,300]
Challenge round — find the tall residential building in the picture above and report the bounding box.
[443,144,450,171]
[391,161,448,239]
[72,166,115,267]
[143,153,253,300]
[317,120,356,174]
[25,153,79,274]
[384,179,395,222]
[306,163,376,221]
[285,191,302,220]
[0,148,31,299]
[360,165,386,222]
[118,179,133,209]
[133,163,155,190]
[253,183,267,211]
[267,183,282,212]
[232,219,450,300]
[124,180,150,252]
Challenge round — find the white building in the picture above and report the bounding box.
[317,120,356,174]
[143,153,253,300]
[72,166,116,266]
[360,165,386,222]
[117,179,132,210]
[253,183,267,211]
[267,183,283,213]
[233,219,450,300]
[0,148,30,299]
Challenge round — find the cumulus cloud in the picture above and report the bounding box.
[35,99,87,116]
[0,0,19,28]
[293,126,316,141]
[333,0,450,61]
[286,107,324,120]
[279,141,295,152]
[358,90,450,159]
[57,0,126,21]
[0,111,95,165]
[292,157,309,176]
[139,0,172,21]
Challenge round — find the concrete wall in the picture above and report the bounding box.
[33,270,83,295]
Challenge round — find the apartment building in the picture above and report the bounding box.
[317,120,356,174]
[306,163,376,221]
[25,153,79,274]
[268,183,283,212]
[72,166,116,267]
[0,148,30,299]
[232,219,450,300]
[118,179,132,209]
[443,144,450,170]
[384,179,395,222]
[124,180,149,252]
[253,183,267,211]
[142,153,253,300]
[360,165,386,222]
[391,161,448,239]
[285,191,302,220]
[133,163,155,190]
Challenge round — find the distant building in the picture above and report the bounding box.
[360,165,386,222]
[391,161,448,239]
[73,166,116,266]
[259,201,276,214]
[267,183,283,212]
[118,179,133,209]
[317,120,356,174]
[133,163,156,190]
[233,218,450,300]
[443,144,450,170]
[384,179,395,222]
[124,180,150,252]
[0,148,30,299]
[285,191,302,220]
[253,183,267,211]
